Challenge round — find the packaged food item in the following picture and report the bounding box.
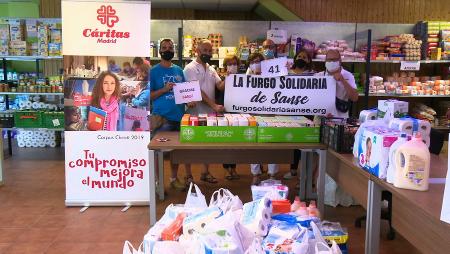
[161,213,186,241]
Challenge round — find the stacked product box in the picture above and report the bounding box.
[49,28,62,56]
[37,25,49,56]
[26,19,38,56]
[0,20,9,56]
[256,116,320,143]
[9,19,25,56]
[179,113,257,143]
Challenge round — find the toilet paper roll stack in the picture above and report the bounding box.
[240,197,272,237]
[16,129,58,148]
[388,118,431,137]
[359,109,378,123]
[182,207,223,235]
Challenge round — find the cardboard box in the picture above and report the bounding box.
[9,19,23,41]
[50,29,61,43]
[9,40,27,56]
[48,43,61,56]
[357,127,399,178]
[257,127,320,143]
[180,126,257,143]
[0,24,9,41]
[0,40,8,56]
[377,100,408,123]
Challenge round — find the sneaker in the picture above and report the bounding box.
[283,170,298,180]
[170,178,185,191]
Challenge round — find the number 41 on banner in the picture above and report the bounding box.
[261,57,289,77]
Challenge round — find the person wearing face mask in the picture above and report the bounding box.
[184,39,225,185]
[283,49,315,181]
[262,39,277,60]
[315,49,358,118]
[246,52,264,75]
[150,38,195,191]
[245,53,279,184]
[218,54,241,180]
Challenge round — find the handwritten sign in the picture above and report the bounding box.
[400,61,420,71]
[441,134,450,224]
[261,57,289,77]
[224,74,336,115]
[267,29,287,44]
[173,80,202,104]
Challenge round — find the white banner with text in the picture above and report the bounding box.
[62,0,150,56]
[224,74,336,115]
[65,131,150,205]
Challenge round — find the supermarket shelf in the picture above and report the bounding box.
[432,126,450,131]
[358,93,450,98]
[149,57,222,61]
[1,127,64,131]
[1,56,63,61]
[0,92,63,96]
[313,59,365,63]
[314,59,450,63]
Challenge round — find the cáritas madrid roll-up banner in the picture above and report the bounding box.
[62,0,151,207]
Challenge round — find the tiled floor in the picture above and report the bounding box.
[0,147,421,253]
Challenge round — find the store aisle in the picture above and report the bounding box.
[0,149,420,254]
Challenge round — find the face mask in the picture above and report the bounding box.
[325,61,340,73]
[294,59,307,69]
[160,51,174,61]
[250,63,261,73]
[227,65,238,74]
[200,54,212,64]
[263,49,275,59]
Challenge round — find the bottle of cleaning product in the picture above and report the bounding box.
[394,132,430,191]
[291,196,301,212]
[387,133,409,184]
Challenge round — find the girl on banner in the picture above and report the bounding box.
[90,71,121,131]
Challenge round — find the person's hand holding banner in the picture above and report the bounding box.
[173,80,203,104]
[261,57,289,77]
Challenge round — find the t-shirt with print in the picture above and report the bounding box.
[184,60,221,114]
[150,63,186,122]
[315,68,356,118]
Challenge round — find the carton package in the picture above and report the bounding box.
[38,25,49,56]
[0,40,8,56]
[9,19,24,41]
[0,24,9,41]
[9,40,27,56]
[377,100,408,123]
[357,127,399,178]
[48,43,61,56]
[50,29,62,43]
[218,47,237,59]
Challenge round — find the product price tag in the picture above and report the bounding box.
[173,80,202,104]
[261,57,288,77]
[267,29,287,44]
[400,61,420,71]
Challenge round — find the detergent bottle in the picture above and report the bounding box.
[394,132,430,191]
[387,133,409,184]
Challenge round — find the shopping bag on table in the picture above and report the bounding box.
[314,241,342,254]
[244,237,265,254]
[291,231,309,254]
[185,183,208,209]
[123,241,144,254]
[179,233,205,254]
[209,188,243,213]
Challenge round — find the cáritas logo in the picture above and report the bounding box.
[82,5,130,44]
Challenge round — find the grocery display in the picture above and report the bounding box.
[0,18,62,57]
[0,74,63,93]
[16,129,59,148]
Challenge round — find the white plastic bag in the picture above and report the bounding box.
[123,241,144,254]
[152,241,185,254]
[244,237,265,254]
[209,188,243,213]
[179,233,205,254]
[292,231,309,254]
[314,241,342,254]
[185,182,207,209]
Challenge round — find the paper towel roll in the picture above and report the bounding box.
[38,141,46,147]
[32,102,39,109]
[38,102,45,109]
[25,141,32,148]
[49,141,57,147]
[25,101,32,108]
[32,96,40,102]
[359,110,377,123]
[17,141,25,148]
[389,119,413,135]
[31,141,38,148]
[18,101,26,109]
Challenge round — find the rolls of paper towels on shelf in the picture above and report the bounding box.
[240,197,272,237]
[359,109,377,123]
[389,118,431,137]
[16,129,58,148]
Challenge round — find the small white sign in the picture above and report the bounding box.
[400,61,420,71]
[267,29,287,44]
[173,80,202,104]
[261,57,289,77]
[441,134,450,224]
